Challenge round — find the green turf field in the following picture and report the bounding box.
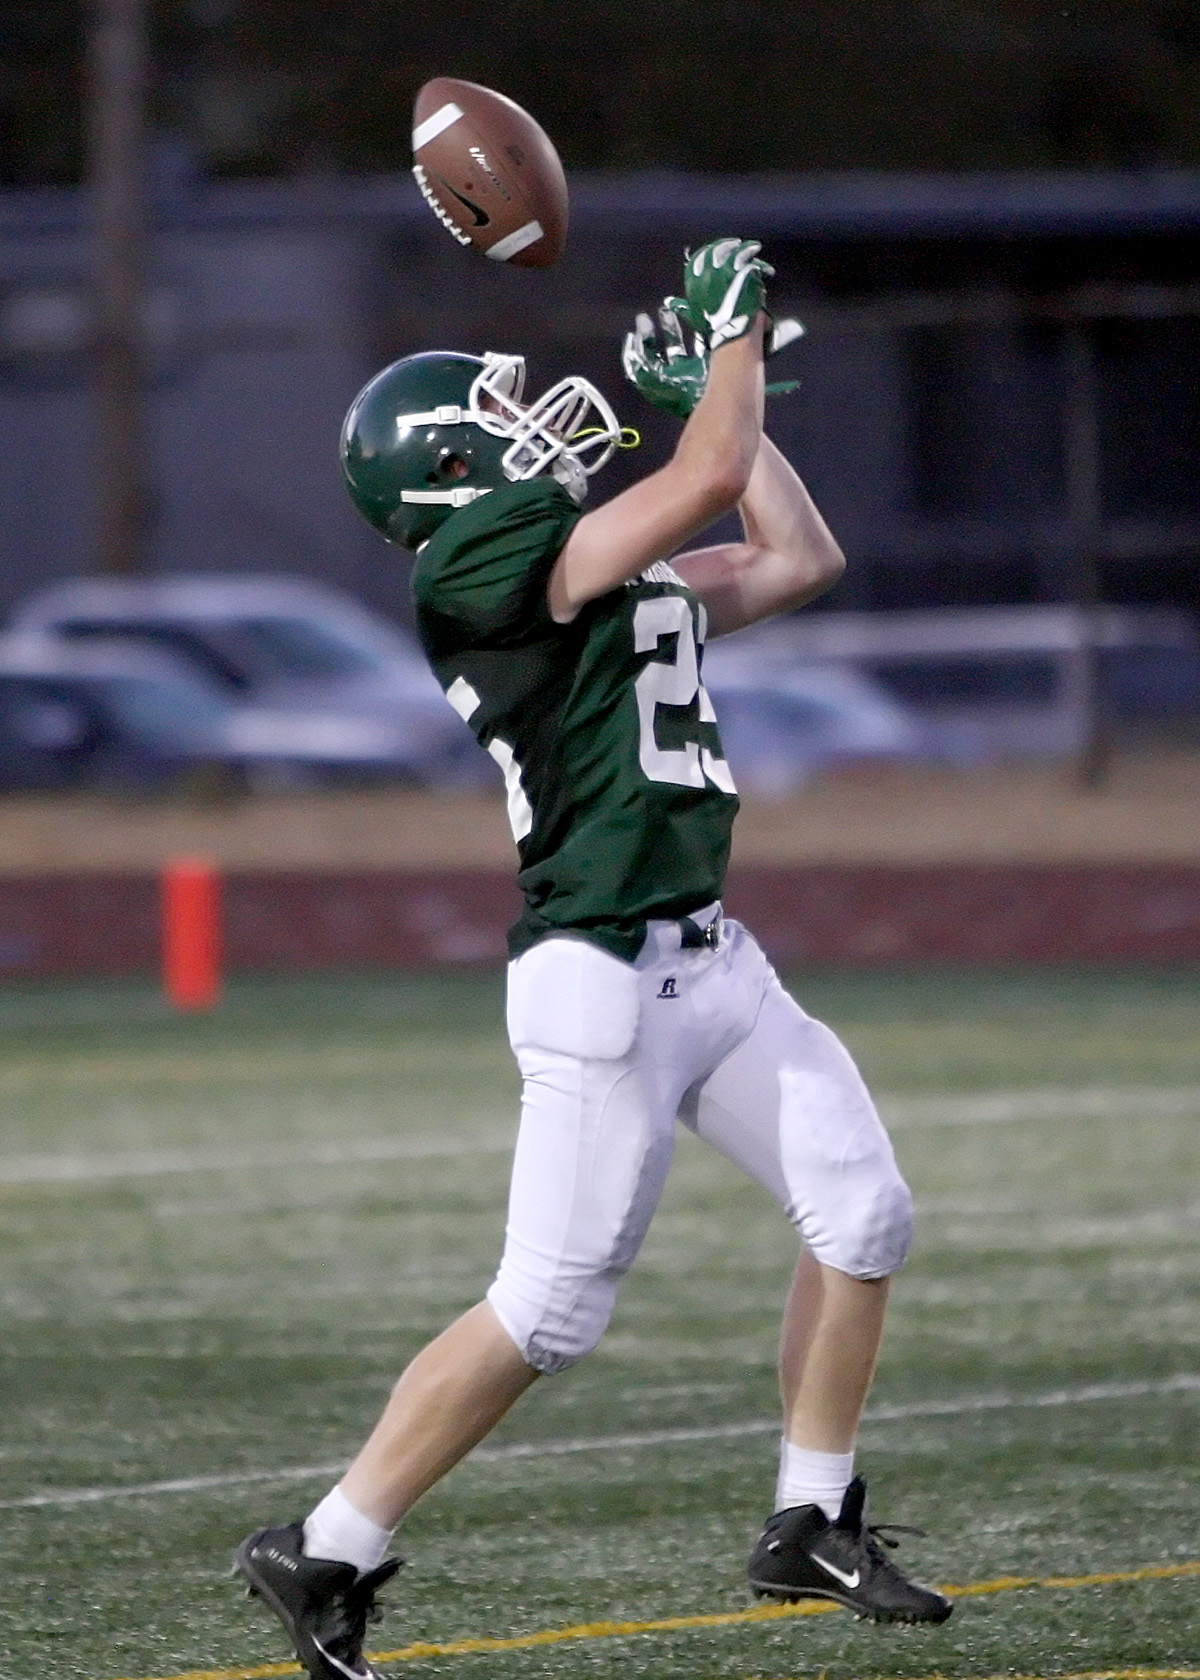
[0,968,1197,1680]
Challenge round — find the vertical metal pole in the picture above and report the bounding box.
[1061,321,1110,789]
[88,0,149,574]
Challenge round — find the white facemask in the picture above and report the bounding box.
[469,354,623,498]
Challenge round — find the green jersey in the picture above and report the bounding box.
[412,478,739,962]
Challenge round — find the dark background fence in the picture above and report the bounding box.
[2,168,1198,632]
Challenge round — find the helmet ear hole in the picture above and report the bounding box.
[429,453,470,484]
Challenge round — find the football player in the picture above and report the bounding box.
[234,238,951,1680]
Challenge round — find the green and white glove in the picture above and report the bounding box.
[622,296,806,418]
[621,302,709,419]
[681,236,773,349]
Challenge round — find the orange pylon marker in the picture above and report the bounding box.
[162,855,222,1010]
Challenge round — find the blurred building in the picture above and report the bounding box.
[0,167,1198,628]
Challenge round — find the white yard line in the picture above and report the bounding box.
[880,1086,1200,1127]
[0,1130,514,1184]
[0,1043,506,1092]
[2,1086,1197,1187]
[3,1374,1196,1513]
[917,1205,1200,1241]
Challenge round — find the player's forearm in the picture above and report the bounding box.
[673,323,766,504]
[674,438,844,636]
[738,435,845,609]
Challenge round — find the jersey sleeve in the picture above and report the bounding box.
[412,480,582,645]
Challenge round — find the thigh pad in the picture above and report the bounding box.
[507,936,640,1061]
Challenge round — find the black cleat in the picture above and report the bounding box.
[234,1521,402,1680]
[747,1476,952,1625]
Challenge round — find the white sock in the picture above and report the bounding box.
[302,1485,394,1574]
[775,1439,854,1521]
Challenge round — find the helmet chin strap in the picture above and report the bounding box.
[394,406,469,427]
[550,457,588,504]
[399,485,494,507]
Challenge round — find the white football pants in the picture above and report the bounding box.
[487,907,913,1374]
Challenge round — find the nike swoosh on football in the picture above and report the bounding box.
[433,176,491,228]
[813,1553,861,1589]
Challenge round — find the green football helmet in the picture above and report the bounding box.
[340,349,623,550]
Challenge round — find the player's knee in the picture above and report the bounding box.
[810,1169,913,1279]
[857,1171,914,1276]
[486,1274,616,1375]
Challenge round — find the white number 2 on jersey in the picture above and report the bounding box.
[633,596,736,793]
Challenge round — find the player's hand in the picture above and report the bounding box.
[623,299,808,415]
[621,301,709,418]
[681,237,774,349]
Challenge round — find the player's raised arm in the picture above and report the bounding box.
[546,239,771,624]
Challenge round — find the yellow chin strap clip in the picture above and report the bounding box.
[572,426,641,449]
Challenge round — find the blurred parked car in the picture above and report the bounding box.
[0,643,233,791]
[10,572,940,797]
[700,638,927,795]
[712,605,1200,766]
[0,639,489,793]
[7,575,486,787]
[20,579,1178,802]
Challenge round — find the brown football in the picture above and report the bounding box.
[411,78,568,268]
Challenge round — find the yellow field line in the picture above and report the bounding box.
[754,1671,1200,1680]
[109,1559,1200,1680]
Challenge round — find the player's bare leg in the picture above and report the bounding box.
[779,1248,887,1453]
[339,1301,539,1528]
[747,1247,950,1622]
[234,1304,537,1680]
